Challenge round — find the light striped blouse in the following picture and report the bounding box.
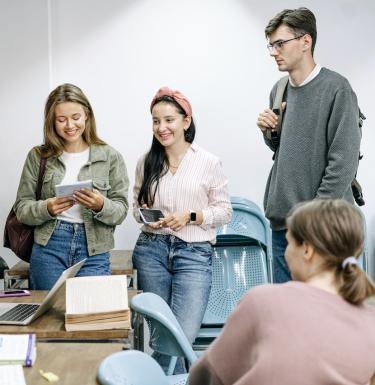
[133,142,232,244]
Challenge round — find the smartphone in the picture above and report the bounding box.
[0,289,31,298]
[138,208,165,224]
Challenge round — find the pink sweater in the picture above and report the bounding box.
[189,282,375,385]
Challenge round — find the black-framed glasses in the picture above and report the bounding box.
[267,35,304,53]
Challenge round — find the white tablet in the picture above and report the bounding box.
[55,180,93,198]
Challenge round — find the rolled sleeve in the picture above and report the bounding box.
[132,156,146,224]
[200,160,232,230]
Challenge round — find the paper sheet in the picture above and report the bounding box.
[0,365,26,385]
[0,334,36,366]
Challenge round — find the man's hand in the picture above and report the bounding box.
[257,102,286,132]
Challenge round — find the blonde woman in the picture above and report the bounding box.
[15,84,129,289]
[190,199,375,385]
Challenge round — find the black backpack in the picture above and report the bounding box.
[265,76,366,206]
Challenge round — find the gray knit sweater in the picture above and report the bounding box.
[263,67,361,230]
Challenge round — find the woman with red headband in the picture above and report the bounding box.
[132,87,232,374]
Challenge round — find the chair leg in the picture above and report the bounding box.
[133,313,144,351]
[167,356,177,375]
[133,268,138,290]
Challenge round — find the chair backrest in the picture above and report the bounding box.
[97,350,168,385]
[217,197,271,251]
[201,197,272,325]
[130,293,198,365]
[202,245,269,325]
[359,219,369,273]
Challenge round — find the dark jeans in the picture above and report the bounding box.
[272,229,292,283]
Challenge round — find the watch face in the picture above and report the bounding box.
[190,211,197,221]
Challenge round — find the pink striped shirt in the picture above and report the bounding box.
[133,143,232,243]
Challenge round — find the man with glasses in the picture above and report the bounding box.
[257,7,361,283]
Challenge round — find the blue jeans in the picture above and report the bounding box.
[30,220,111,290]
[132,232,212,374]
[272,229,292,283]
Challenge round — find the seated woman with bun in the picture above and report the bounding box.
[189,199,375,385]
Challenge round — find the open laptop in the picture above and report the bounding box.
[0,258,86,325]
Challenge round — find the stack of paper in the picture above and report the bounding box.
[0,334,36,367]
[65,275,130,331]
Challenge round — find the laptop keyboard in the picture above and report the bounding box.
[0,304,39,322]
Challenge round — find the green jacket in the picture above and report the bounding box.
[14,144,129,256]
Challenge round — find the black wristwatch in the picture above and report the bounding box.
[189,210,196,223]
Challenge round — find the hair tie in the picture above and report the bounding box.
[342,256,358,269]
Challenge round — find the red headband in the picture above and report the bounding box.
[150,87,192,117]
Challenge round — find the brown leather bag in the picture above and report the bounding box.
[3,154,47,262]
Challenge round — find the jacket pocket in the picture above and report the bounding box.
[93,178,111,197]
[41,172,54,199]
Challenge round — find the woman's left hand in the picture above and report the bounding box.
[161,211,189,232]
[73,188,104,212]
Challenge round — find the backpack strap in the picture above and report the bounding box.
[359,109,366,129]
[266,76,289,146]
[352,109,366,206]
[36,149,48,200]
[352,178,365,206]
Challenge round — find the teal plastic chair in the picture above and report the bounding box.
[358,219,369,273]
[131,292,198,376]
[194,197,272,349]
[216,197,271,251]
[97,349,187,385]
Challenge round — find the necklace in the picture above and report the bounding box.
[168,159,182,168]
[168,145,190,170]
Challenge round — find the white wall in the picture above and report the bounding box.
[0,0,50,264]
[1,0,375,275]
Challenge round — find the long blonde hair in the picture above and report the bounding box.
[287,199,375,305]
[37,83,105,157]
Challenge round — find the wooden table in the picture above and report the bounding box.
[4,249,136,289]
[24,342,125,385]
[0,289,139,341]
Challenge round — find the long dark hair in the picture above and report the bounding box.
[138,96,195,206]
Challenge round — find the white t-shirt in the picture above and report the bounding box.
[57,148,90,223]
[289,63,322,87]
